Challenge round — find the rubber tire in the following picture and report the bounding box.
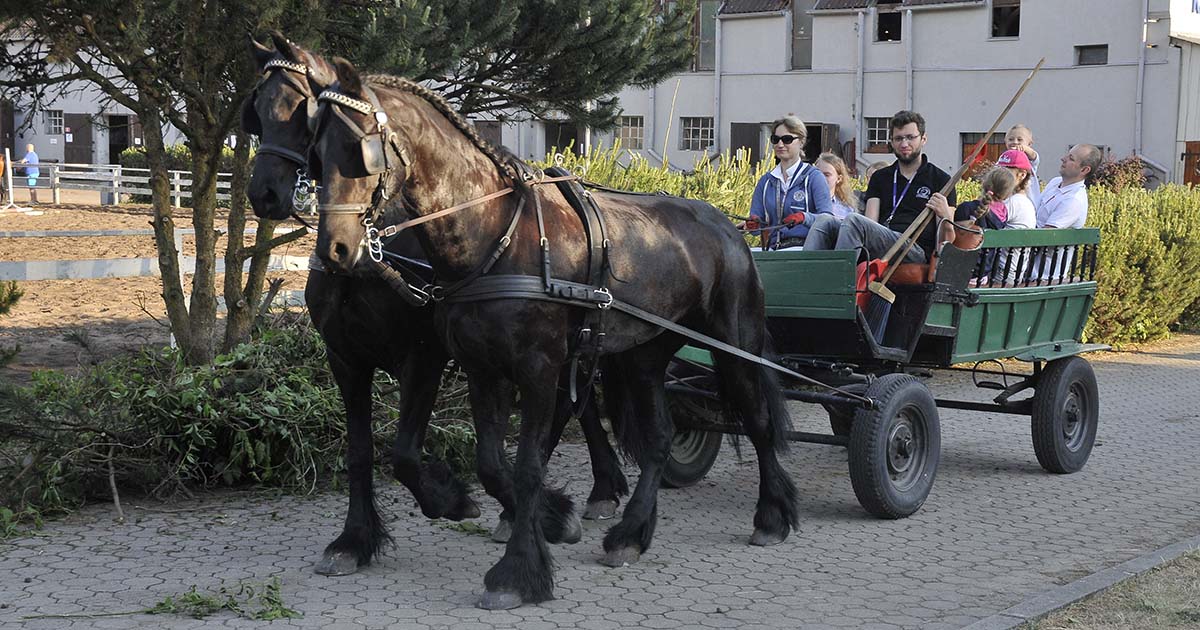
[848,374,941,519]
[1031,356,1099,474]
[662,396,722,489]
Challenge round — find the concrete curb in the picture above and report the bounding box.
[961,533,1200,630]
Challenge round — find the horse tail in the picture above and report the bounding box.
[600,363,642,464]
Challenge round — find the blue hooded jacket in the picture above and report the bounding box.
[748,161,832,248]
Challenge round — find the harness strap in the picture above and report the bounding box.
[434,195,526,299]
[257,143,308,166]
[442,274,873,405]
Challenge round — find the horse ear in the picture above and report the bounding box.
[269,30,301,63]
[307,55,337,92]
[249,35,274,71]
[332,57,363,96]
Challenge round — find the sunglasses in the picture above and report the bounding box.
[770,134,802,145]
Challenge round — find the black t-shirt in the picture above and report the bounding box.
[864,155,957,257]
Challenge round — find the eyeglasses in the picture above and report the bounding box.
[891,133,922,145]
[770,134,803,145]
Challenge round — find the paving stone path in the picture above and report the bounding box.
[3,338,1199,629]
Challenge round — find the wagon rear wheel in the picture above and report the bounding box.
[662,395,722,488]
[848,374,940,519]
[1031,356,1099,474]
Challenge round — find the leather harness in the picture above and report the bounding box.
[308,86,875,408]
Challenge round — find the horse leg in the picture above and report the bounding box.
[316,354,392,576]
[481,372,582,545]
[478,372,565,609]
[389,345,480,521]
[541,370,627,521]
[712,311,800,545]
[598,345,675,568]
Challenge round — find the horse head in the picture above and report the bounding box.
[308,57,421,273]
[243,31,337,221]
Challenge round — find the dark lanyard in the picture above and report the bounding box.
[889,168,915,224]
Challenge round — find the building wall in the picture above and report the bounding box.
[501,0,1195,185]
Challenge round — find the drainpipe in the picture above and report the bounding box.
[712,10,723,159]
[856,9,866,171]
[647,85,657,158]
[1135,0,1148,156]
[905,9,914,110]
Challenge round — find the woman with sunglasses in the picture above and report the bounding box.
[744,115,831,250]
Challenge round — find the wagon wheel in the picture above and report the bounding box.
[1031,356,1099,473]
[848,374,941,519]
[662,394,723,489]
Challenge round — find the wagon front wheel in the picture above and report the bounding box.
[1031,357,1099,474]
[662,395,722,488]
[848,374,940,519]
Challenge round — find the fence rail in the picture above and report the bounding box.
[8,162,235,207]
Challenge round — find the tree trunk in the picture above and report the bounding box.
[184,139,221,365]
[222,130,270,352]
[144,109,191,353]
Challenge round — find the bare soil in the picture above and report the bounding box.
[0,203,315,384]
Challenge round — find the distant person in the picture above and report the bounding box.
[0,151,7,204]
[1005,124,1041,205]
[857,160,890,207]
[744,115,832,250]
[815,152,859,220]
[18,143,39,204]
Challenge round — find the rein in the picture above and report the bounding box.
[310,86,875,408]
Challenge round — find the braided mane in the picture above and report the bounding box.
[364,74,531,180]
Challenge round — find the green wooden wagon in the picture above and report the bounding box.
[663,228,1104,519]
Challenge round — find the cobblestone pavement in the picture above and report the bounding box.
[3,338,1200,629]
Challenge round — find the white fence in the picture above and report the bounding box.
[9,161,235,207]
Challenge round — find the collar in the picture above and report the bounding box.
[770,160,804,186]
[1054,177,1086,193]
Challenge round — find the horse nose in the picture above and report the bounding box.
[248,185,279,218]
[326,240,358,270]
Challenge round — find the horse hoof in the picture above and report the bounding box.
[314,551,359,576]
[491,519,513,543]
[600,546,641,567]
[583,499,619,520]
[749,528,787,547]
[559,513,582,545]
[477,589,523,610]
[447,498,482,521]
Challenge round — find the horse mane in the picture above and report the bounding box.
[363,74,532,182]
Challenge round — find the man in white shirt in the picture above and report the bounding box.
[1036,143,1101,229]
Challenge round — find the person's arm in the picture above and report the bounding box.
[745,176,767,231]
[863,170,884,222]
[926,192,955,222]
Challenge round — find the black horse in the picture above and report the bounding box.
[308,56,800,609]
[242,34,627,576]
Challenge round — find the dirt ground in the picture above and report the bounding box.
[0,202,316,384]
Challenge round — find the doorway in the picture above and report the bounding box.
[107,115,131,164]
[63,113,94,164]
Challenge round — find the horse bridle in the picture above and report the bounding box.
[248,58,321,217]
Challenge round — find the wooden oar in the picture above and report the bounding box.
[867,57,1045,305]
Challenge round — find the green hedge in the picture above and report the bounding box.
[118,144,250,206]
[542,145,1200,346]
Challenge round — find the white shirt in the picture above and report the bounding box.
[770,160,803,188]
[1036,177,1088,228]
[1003,192,1036,229]
[1027,153,1042,206]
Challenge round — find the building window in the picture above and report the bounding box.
[1076,44,1108,66]
[696,0,718,70]
[991,0,1020,38]
[865,117,891,153]
[680,116,714,151]
[44,110,64,135]
[876,0,902,42]
[791,0,816,70]
[960,132,1007,177]
[618,116,644,150]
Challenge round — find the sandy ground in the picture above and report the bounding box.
[0,202,316,384]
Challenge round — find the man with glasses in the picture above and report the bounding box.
[806,110,956,263]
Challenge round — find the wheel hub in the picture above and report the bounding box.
[888,421,915,475]
[1060,385,1088,451]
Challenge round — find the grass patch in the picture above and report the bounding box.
[1025,550,1200,629]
